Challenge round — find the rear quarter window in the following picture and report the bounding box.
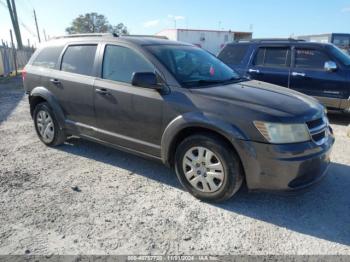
[218,44,249,65]
[32,45,64,69]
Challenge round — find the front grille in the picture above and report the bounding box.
[306,116,328,145]
[306,118,323,130]
[312,130,326,142]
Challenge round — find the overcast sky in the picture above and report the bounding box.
[1,0,350,48]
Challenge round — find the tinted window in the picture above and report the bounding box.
[254,48,265,66]
[295,49,329,69]
[102,45,154,83]
[32,46,64,69]
[61,45,97,76]
[333,35,350,49]
[254,47,290,67]
[218,44,249,65]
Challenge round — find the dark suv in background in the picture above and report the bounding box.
[23,34,334,202]
[218,39,350,112]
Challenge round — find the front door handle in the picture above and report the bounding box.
[248,69,260,74]
[292,72,306,77]
[50,79,61,86]
[95,88,109,95]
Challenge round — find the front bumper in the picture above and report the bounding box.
[236,129,335,192]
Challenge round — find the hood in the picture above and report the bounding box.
[190,80,324,120]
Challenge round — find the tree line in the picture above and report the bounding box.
[66,12,128,35]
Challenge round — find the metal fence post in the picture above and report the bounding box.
[10,29,18,76]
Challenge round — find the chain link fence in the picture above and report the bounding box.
[0,45,34,76]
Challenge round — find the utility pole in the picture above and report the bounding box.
[33,9,41,43]
[10,29,18,76]
[6,0,23,49]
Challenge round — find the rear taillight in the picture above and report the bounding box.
[22,68,27,82]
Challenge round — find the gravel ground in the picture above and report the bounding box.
[0,77,350,255]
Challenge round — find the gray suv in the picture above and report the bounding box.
[23,34,334,202]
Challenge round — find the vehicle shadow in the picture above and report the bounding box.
[59,137,350,246]
[0,77,24,125]
[61,137,180,188]
[328,111,350,126]
[217,161,350,246]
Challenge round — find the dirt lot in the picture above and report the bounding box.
[0,77,350,255]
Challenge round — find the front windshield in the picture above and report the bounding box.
[147,45,241,88]
[327,44,350,66]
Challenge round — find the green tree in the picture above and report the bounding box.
[66,13,128,35]
[111,23,128,35]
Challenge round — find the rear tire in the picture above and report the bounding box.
[33,102,66,146]
[174,133,243,202]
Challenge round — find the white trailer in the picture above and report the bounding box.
[156,29,252,55]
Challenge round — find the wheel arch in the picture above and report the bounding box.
[161,113,247,168]
[29,87,65,130]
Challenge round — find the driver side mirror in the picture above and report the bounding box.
[131,72,162,90]
[324,61,337,72]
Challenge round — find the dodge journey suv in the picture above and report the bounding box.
[23,34,334,202]
[218,39,350,112]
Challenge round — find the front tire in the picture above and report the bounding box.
[175,133,243,202]
[33,102,66,146]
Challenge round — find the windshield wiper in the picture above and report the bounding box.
[221,77,243,84]
[182,77,241,87]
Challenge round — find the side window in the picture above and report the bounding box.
[254,47,291,67]
[295,49,329,69]
[102,45,154,83]
[32,46,64,69]
[61,45,97,76]
[218,44,249,65]
[254,48,265,66]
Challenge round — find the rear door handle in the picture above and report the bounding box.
[95,88,109,95]
[50,79,61,85]
[292,72,306,77]
[248,69,260,74]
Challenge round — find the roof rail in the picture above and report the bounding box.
[51,33,118,40]
[122,34,169,40]
[51,33,169,41]
[246,38,306,43]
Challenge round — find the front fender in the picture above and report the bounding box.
[30,87,65,129]
[161,111,248,165]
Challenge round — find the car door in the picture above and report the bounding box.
[247,46,291,88]
[93,44,164,157]
[289,47,346,109]
[47,44,98,130]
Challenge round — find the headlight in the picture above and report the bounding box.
[254,121,310,144]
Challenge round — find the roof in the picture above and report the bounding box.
[226,38,332,47]
[157,28,252,34]
[249,38,305,42]
[45,34,190,47]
